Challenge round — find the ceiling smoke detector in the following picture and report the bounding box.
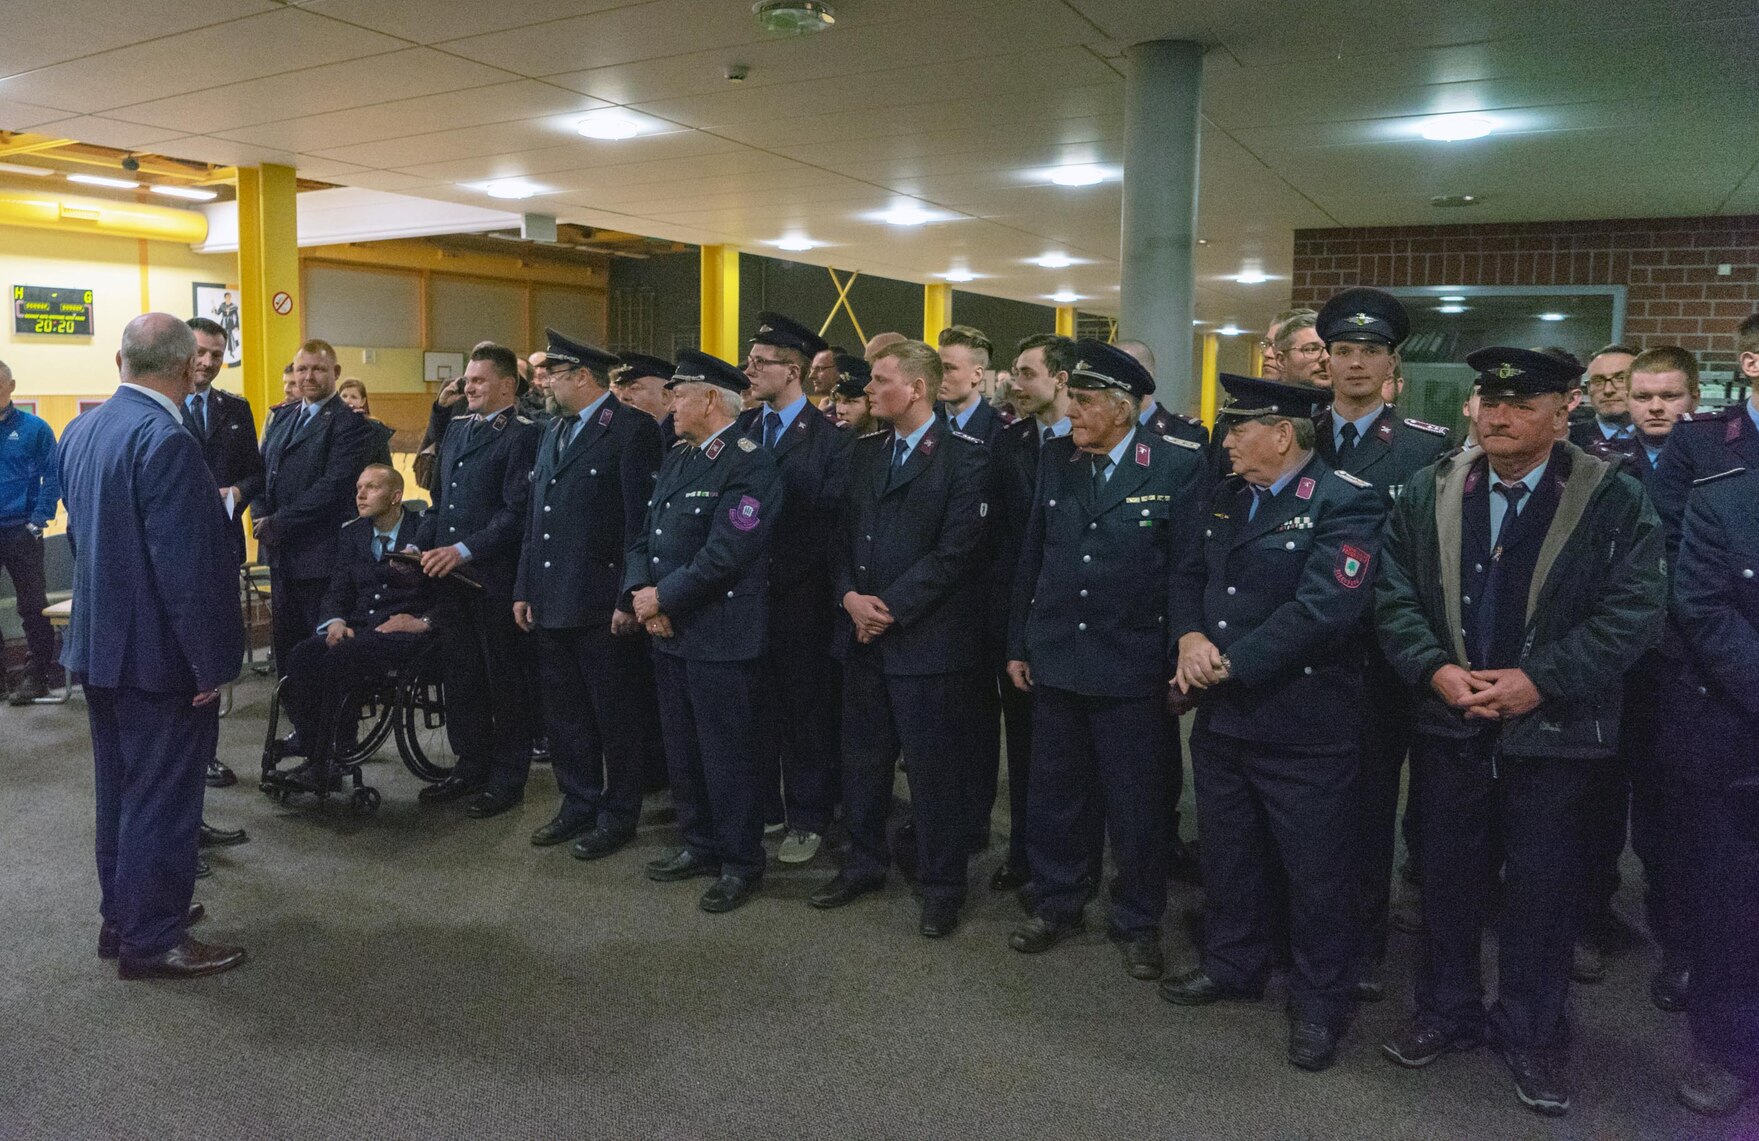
[753,0,835,34]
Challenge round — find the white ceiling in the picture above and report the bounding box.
[3,0,1756,334]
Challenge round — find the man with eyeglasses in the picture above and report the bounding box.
[1271,311,1330,389]
[738,312,852,866]
[1258,308,1314,381]
[1568,346,1637,447]
[807,345,845,409]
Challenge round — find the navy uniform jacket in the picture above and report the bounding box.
[514,395,663,628]
[415,406,541,600]
[319,511,434,630]
[1010,430,1208,699]
[1653,403,1759,561]
[184,386,262,564]
[1314,405,1451,509]
[1145,402,1210,447]
[624,426,783,662]
[1586,434,1661,490]
[736,400,852,601]
[1673,467,1759,788]
[941,396,1007,443]
[833,421,993,675]
[1170,452,1385,749]
[252,392,375,580]
[57,386,243,694]
[988,417,1051,645]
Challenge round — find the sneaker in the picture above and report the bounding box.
[777,829,823,865]
[1502,1047,1571,1116]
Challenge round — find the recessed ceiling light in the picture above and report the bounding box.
[879,204,937,226]
[1234,271,1269,285]
[1197,238,1209,245]
[1048,165,1107,187]
[1420,114,1496,142]
[1034,253,1074,269]
[0,162,52,177]
[481,179,540,199]
[1539,312,1567,322]
[1430,194,1483,208]
[67,174,139,189]
[1193,319,1206,326]
[576,110,644,141]
[753,0,836,35]
[1049,291,1082,304]
[1216,324,1244,336]
[1439,295,1467,302]
[772,235,817,251]
[941,269,976,282]
[151,185,218,201]
[1437,304,1468,314]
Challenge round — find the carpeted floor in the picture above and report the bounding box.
[0,675,1749,1140]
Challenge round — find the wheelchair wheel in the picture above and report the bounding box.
[349,786,382,815]
[335,686,397,765]
[394,668,456,783]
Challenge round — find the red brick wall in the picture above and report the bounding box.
[1291,215,1759,370]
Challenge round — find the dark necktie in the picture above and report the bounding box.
[374,534,390,562]
[1090,454,1111,501]
[192,393,208,436]
[556,414,580,462]
[1337,420,1359,464]
[764,410,784,449]
[1491,481,1529,558]
[893,437,910,468]
[181,397,201,438]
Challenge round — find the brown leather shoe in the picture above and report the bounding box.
[98,903,207,960]
[117,936,246,980]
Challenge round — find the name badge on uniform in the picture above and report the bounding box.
[1296,477,1316,501]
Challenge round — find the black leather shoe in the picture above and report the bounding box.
[198,821,249,848]
[646,848,720,882]
[1009,914,1085,954]
[530,811,595,847]
[118,936,246,980]
[418,774,484,804]
[919,897,960,938]
[1116,935,1165,980]
[1501,1047,1571,1116]
[570,826,634,861]
[699,874,757,913]
[195,857,211,880]
[1651,965,1690,1013]
[1288,1021,1340,1072]
[1157,968,1262,1006]
[808,874,884,910]
[7,674,48,705]
[1353,976,1387,1003]
[463,788,522,819]
[1679,1059,1753,1117]
[989,862,1029,892]
[205,759,237,788]
[99,903,206,959]
[281,759,342,793]
[1381,1018,1483,1067]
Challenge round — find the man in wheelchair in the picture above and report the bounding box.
[274,464,435,788]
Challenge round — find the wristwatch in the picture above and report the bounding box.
[25,523,42,539]
[1217,654,1233,680]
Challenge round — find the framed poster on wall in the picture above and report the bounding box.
[193,282,242,368]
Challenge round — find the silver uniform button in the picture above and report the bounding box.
[1226,586,1236,596]
[1048,499,1057,508]
[1284,540,1296,550]
[1474,563,1483,572]
[1077,622,1086,631]
[1089,522,1097,530]
[544,505,552,513]
[1082,554,1092,563]
[590,468,598,475]
[1141,508,1150,516]
[1463,595,1471,605]
[1304,666,1313,675]
[543,561,551,568]
[1745,568,1755,579]
[651,556,659,563]
[1217,620,1227,630]
[726,590,734,598]
[1079,589,1088,598]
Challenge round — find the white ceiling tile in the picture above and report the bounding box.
[0,97,88,132]
[292,0,630,46]
[389,130,745,183]
[26,116,194,150]
[0,0,279,77]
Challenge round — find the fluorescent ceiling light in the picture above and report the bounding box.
[151,185,218,201]
[1216,324,1244,336]
[772,236,817,251]
[68,174,139,189]
[481,179,540,199]
[0,162,52,177]
[1049,291,1081,304]
[1439,295,1467,302]
[1420,114,1496,142]
[941,269,976,282]
[1034,253,1074,269]
[1437,304,1467,314]
[1538,312,1567,322]
[1048,165,1107,187]
[1234,271,1269,285]
[879,204,937,226]
[576,110,644,141]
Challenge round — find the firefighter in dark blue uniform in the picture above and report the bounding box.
[1003,340,1208,980]
[514,330,664,859]
[625,350,783,914]
[1310,287,1452,999]
[1161,373,1385,1074]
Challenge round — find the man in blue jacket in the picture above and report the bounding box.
[58,314,245,979]
[0,359,60,705]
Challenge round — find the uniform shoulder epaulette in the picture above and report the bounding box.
[1173,411,1203,425]
[950,429,984,444]
[1404,417,1449,436]
[1332,470,1372,488]
[1679,407,1736,424]
[858,429,887,440]
[515,415,534,425]
[340,516,365,530]
[1693,467,1747,486]
[1161,434,1202,450]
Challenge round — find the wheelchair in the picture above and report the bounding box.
[259,637,456,813]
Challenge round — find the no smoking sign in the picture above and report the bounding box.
[271,291,293,316]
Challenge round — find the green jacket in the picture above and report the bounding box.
[1374,442,1666,757]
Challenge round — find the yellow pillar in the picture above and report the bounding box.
[1054,306,1076,337]
[237,164,301,430]
[923,282,953,344]
[1199,332,1220,426]
[700,245,740,364]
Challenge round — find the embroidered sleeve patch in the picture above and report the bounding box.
[1335,544,1371,589]
[729,495,763,531]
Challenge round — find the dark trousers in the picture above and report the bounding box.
[997,668,1035,867]
[1414,733,1592,1049]
[633,633,668,790]
[535,623,647,830]
[1190,724,1360,1027]
[1681,781,1759,1080]
[438,590,532,791]
[756,588,838,834]
[0,525,53,683]
[1357,669,1416,964]
[268,568,328,677]
[1027,686,1169,937]
[841,662,981,904]
[651,652,764,879]
[1580,694,1682,958]
[87,685,212,958]
[280,630,428,753]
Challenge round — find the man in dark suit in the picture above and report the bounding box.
[1162,374,1384,1074]
[58,314,246,979]
[737,312,851,864]
[414,344,542,819]
[1005,341,1208,978]
[1567,346,1637,448]
[612,352,678,451]
[250,338,374,674]
[1653,315,1759,562]
[514,330,663,858]
[808,340,994,938]
[625,350,783,914]
[937,325,1007,442]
